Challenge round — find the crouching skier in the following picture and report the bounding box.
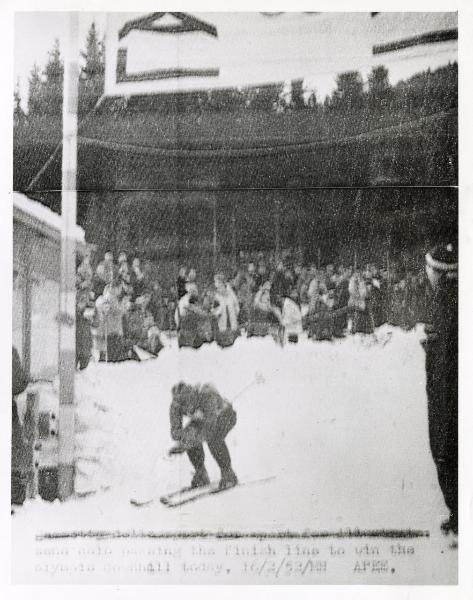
[169,382,238,490]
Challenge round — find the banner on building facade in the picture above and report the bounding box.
[104,12,457,97]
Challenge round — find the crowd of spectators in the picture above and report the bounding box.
[76,251,175,365]
[75,248,431,365]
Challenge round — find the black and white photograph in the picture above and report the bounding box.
[5,3,470,590]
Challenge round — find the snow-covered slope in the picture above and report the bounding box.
[13,325,448,535]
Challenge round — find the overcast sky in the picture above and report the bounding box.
[14,12,106,108]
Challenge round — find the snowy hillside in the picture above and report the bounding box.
[13,325,449,534]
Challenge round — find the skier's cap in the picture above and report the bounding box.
[425,243,457,272]
[172,381,193,396]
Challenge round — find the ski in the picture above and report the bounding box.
[130,476,275,508]
[160,476,276,508]
[130,484,195,507]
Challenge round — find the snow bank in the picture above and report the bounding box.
[14,325,449,536]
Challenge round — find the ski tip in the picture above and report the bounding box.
[130,498,152,507]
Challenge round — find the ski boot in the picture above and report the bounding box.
[191,467,210,489]
[218,468,238,490]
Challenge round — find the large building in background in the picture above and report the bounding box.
[13,12,457,269]
[370,12,457,81]
[105,12,457,98]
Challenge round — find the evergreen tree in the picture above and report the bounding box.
[244,83,283,111]
[27,63,43,116]
[290,79,306,110]
[330,71,364,112]
[41,39,64,115]
[13,79,26,125]
[44,38,64,84]
[81,22,105,77]
[306,89,318,109]
[79,22,105,115]
[367,65,392,110]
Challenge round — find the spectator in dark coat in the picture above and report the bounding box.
[271,260,290,307]
[93,263,108,299]
[148,283,166,330]
[254,261,268,293]
[333,276,350,337]
[308,292,333,341]
[178,294,213,349]
[176,267,188,300]
[423,243,458,535]
[76,295,94,370]
[390,278,409,328]
[12,347,28,505]
[131,258,147,300]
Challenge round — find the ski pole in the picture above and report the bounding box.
[230,371,265,403]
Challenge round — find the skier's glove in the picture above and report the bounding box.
[191,409,204,422]
[168,444,186,455]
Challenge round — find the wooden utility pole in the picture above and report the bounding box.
[275,197,281,259]
[231,204,237,268]
[212,197,218,272]
[58,12,79,501]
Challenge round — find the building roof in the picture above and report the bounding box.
[13,192,85,243]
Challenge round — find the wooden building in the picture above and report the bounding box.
[13,192,86,379]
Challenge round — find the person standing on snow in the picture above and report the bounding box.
[12,346,29,506]
[212,274,240,335]
[281,289,303,343]
[422,242,458,536]
[168,382,238,490]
